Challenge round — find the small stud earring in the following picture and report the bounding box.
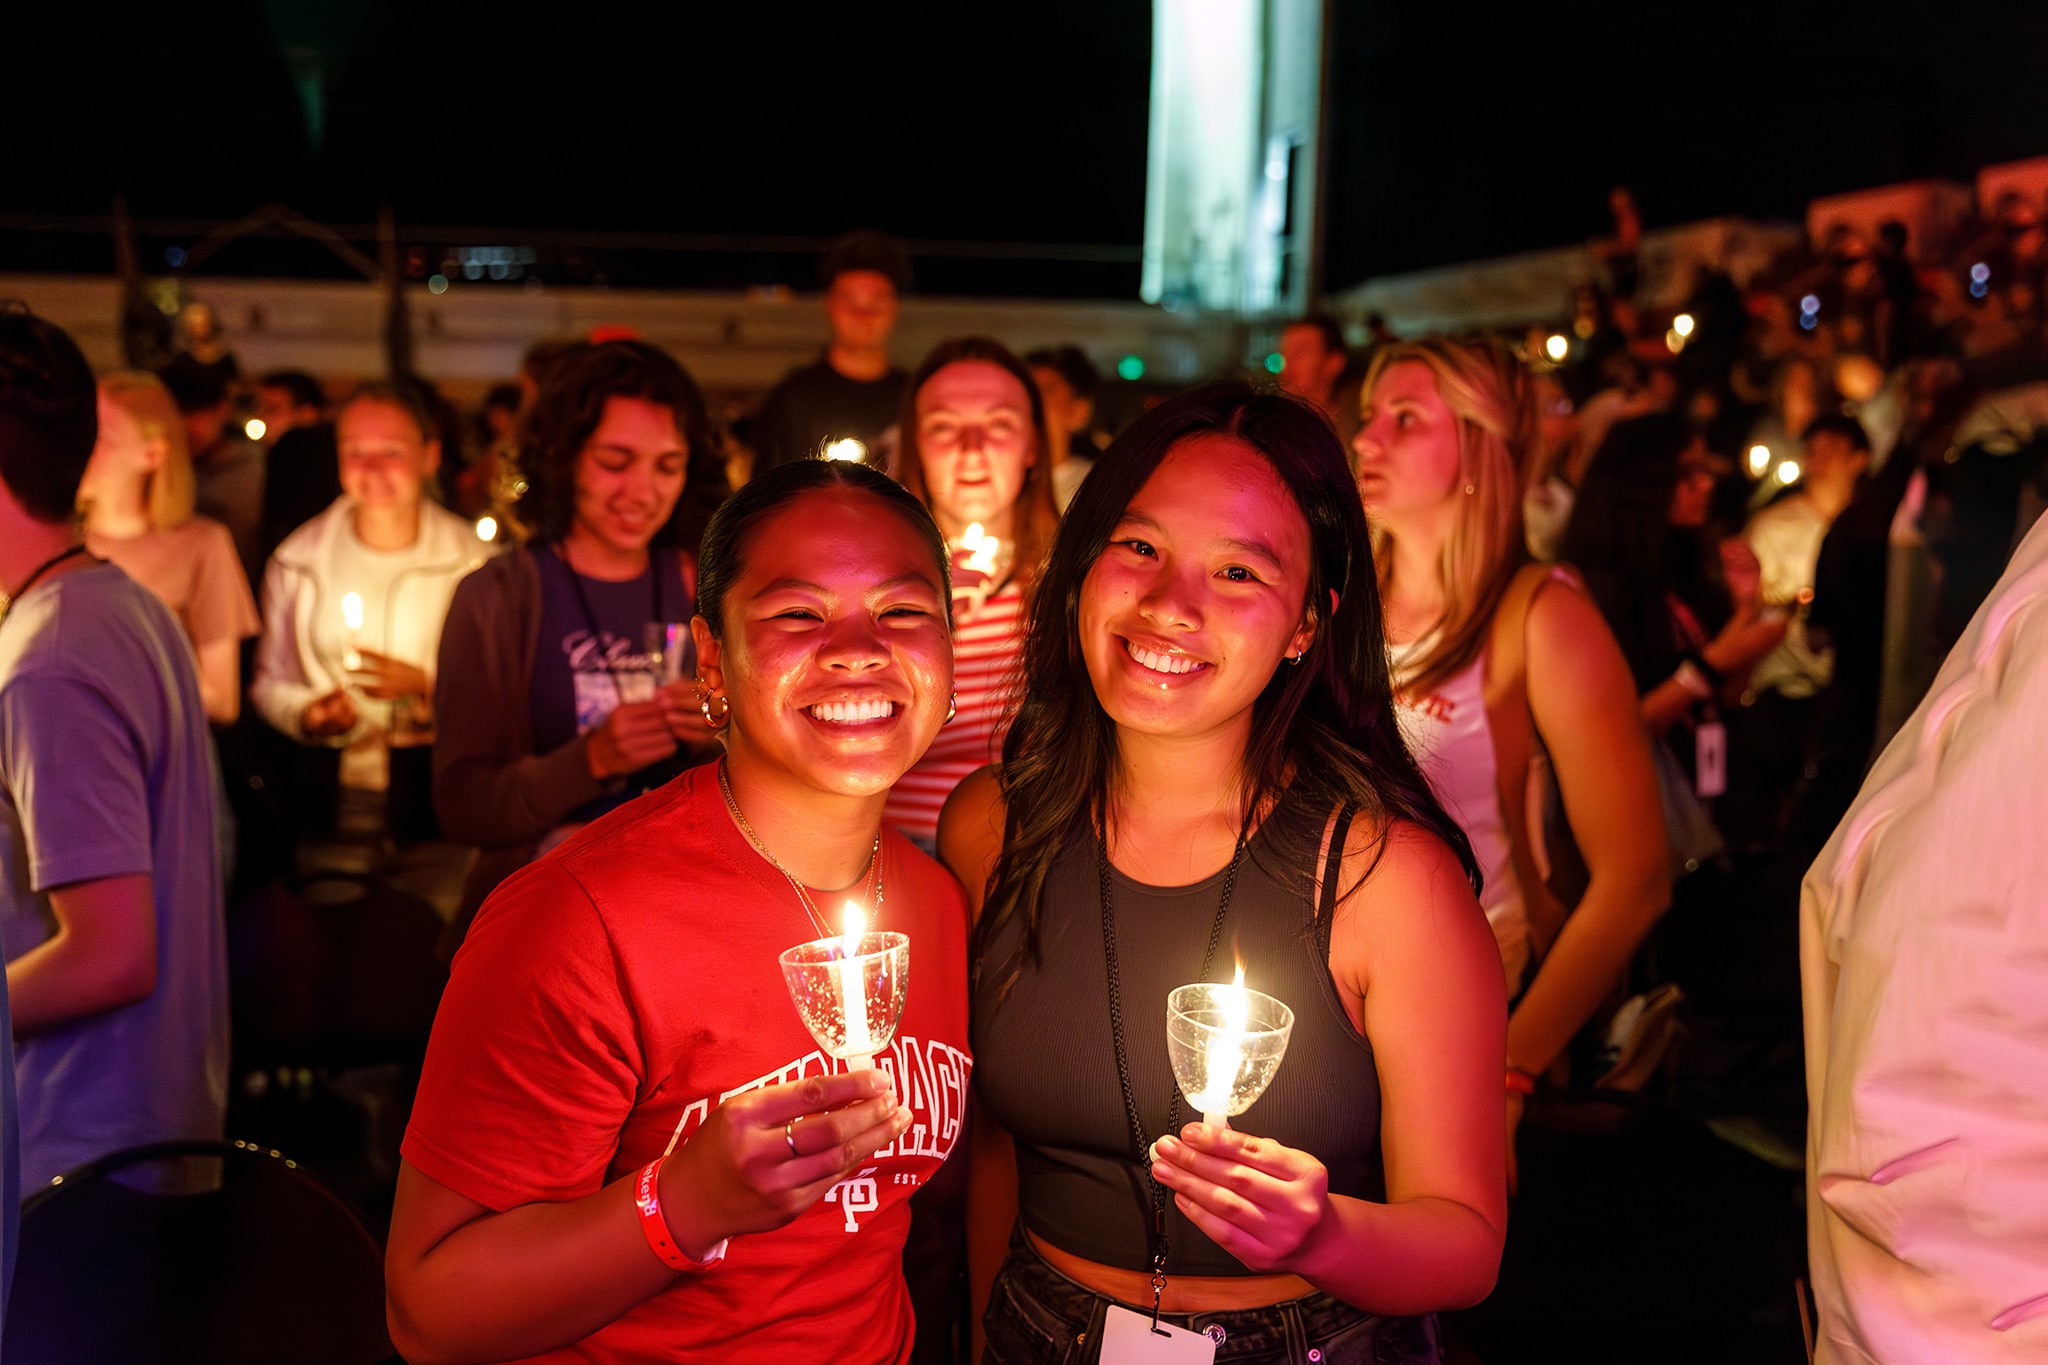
[1464,482,1476,496]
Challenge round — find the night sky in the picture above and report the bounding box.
[6,0,2046,297]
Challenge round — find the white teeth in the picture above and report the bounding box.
[807,699,897,723]
[1125,641,1204,675]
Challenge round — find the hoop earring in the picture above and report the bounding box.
[944,691,958,724]
[699,692,731,729]
[1463,482,1476,496]
[1286,652,1304,666]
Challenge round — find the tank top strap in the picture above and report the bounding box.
[1312,805,1358,959]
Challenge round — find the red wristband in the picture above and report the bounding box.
[633,1157,726,1271]
[1505,1067,1538,1096]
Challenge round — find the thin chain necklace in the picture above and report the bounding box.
[718,760,882,942]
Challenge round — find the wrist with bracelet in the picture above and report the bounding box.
[633,1155,726,1271]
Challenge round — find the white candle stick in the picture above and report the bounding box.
[340,591,365,672]
[1202,965,1250,1128]
[839,901,873,1070]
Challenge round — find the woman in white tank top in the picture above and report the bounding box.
[1353,337,1669,1186]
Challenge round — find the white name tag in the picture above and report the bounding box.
[1101,1304,1218,1364]
[1695,720,1727,798]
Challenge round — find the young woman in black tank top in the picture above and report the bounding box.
[943,384,1509,1362]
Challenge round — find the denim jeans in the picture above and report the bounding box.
[983,1227,1442,1364]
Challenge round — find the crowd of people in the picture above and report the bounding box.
[0,190,2045,1362]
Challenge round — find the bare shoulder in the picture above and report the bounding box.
[1331,815,1495,982]
[937,765,1006,921]
[1522,567,1609,654]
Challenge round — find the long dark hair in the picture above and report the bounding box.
[1558,411,1727,688]
[695,457,950,638]
[894,336,1061,594]
[973,381,1479,982]
[514,339,721,549]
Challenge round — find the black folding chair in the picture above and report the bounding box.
[6,1139,395,1365]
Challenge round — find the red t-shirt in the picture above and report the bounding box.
[402,763,974,1363]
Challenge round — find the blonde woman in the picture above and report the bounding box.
[1353,337,1668,1183]
[80,371,259,724]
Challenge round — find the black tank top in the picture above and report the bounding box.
[971,809,1386,1277]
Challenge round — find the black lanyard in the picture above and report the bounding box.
[1096,818,1251,1328]
[557,543,666,699]
[0,545,92,627]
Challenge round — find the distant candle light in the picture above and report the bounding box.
[475,515,498,542]
[1544,334,1569,362]
[822,438,867,463]
[244,418,267,441]
[1777,459,1802,485]
[1747,444,1772,477]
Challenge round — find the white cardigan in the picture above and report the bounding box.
[252,497,491,742]
[1803,509,2048,1362]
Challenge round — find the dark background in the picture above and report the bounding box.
[5,0,2046,296]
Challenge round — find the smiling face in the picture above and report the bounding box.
[915,359,1037,540]
[337,397,439,514]
[695,488,953,801]
[570,394,688,559]
[1352,359,1464,526]
[1079,434,1315,746]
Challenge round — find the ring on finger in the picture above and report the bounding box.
[785,1117,801,1157]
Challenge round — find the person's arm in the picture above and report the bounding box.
[386,863,907,1365]
[1515,584,1671,1080]
[388,1072,904,1365]
[1152,821,1507,1313]
[430,563,608,848]
[248,556,328,741]
[194,636,242,726]
[185,517,260,726]
[6,874,156,1036]
[937,767,1018,1359]
[1,675,162,1036]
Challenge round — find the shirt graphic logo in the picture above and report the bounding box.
[826,1166,881,1232]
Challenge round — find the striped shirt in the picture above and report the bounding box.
[886,579,1027,845]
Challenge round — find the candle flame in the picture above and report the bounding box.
[822,437,867,463]
[1223,963,1249,1032]
[961,522,1000,576]
[341,592,364,631]
[841,900,867,958]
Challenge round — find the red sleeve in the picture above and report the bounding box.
[402,859,645,1211]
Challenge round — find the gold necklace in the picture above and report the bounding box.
[717,761,883,942]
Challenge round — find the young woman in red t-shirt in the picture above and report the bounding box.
[388,459,972,1364]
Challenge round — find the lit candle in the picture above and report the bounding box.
[839,901,874,1070]
[340,591,364,671]
[822,437,867,463]
[960,522,1002,577]
[1202,964,1250,1129]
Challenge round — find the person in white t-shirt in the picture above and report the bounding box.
[252,381,491,796]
